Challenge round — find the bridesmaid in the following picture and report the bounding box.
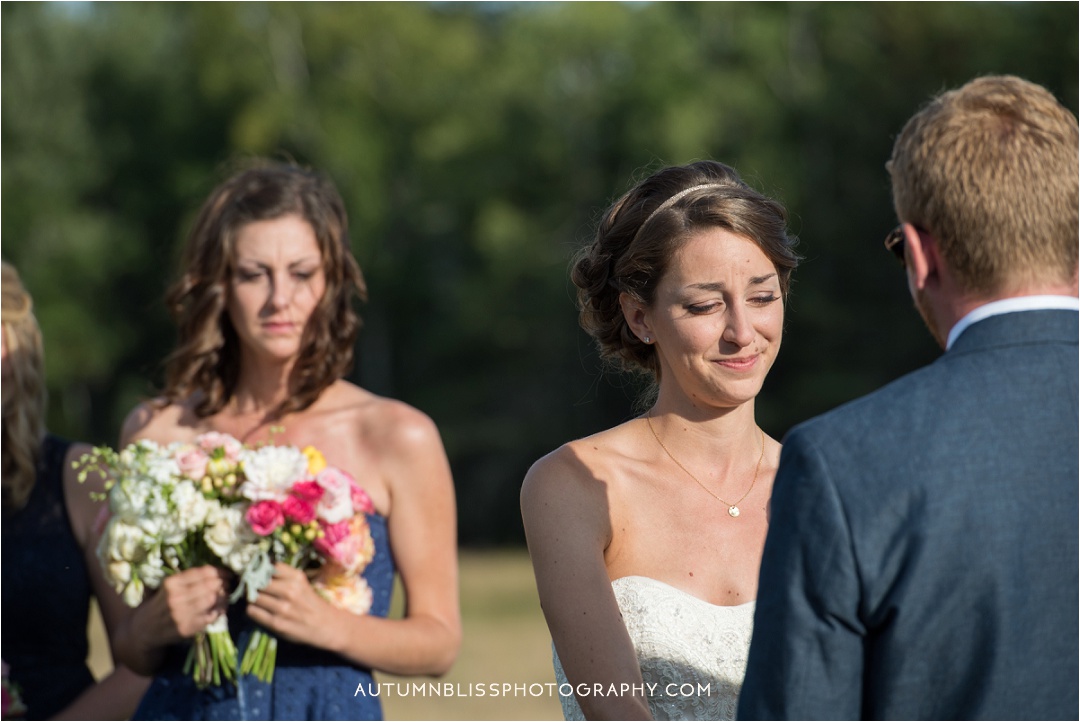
[1,261,150,719]
[112,162,461,720]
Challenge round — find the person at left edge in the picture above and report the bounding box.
[2,260,151,720]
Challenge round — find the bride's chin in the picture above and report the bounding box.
[698,386,767,411]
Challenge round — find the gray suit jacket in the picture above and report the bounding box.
[738,309,1079,720]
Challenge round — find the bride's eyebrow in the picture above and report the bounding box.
[687,282,726,292]
[686,274,777,292]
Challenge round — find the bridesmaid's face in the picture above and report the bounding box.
[641,227,784,410]
[226,213,326,365]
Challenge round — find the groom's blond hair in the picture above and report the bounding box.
[888,75,1078,294]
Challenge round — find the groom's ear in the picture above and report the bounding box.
[619,292,653,344]
[904,224,939,292]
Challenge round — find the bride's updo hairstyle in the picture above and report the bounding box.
[572,160,798,379]
[162,161,367,418]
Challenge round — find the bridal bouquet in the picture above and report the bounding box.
[80,432,252,687]
[79,432,376,689]
[233,443,376,683]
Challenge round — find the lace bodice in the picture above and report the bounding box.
[552,576,755,721]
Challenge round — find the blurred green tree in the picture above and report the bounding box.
[3,2,1076,543]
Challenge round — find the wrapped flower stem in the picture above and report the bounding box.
[182,616,237,689]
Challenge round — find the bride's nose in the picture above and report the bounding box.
[721,306,754,348]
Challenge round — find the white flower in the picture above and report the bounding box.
[171,479,211,530]
[152,479,210,545]
[162,545,182,570]
[122,577,145,607]
[99,519,148,564]
[145,485,171,521]
[109,477,152,523]
[136,511,165,540]
[238,446,308,503]
[105,559,132,590]
[144,452,181,486]
[204,503,261,573]
[138,556,166,589]
[222,539,263,575]
[204,503,241,556]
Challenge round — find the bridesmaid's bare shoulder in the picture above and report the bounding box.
[119,397,203,446]
[317,381,440,450]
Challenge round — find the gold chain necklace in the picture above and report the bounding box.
[645,414,764,518]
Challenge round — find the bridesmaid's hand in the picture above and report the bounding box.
[245,563,333,648]
[140,565,230,644]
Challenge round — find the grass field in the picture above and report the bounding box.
[89,548,563,720]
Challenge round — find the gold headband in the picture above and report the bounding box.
[631,183,727,244]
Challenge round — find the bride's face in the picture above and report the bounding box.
[635,227,784,410]
[226,213,326,365]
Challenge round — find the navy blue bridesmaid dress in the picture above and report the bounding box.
[2,435,96,720]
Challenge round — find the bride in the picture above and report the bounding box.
[521,160,798,720]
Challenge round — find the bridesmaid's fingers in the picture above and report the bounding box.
[159,566,230,637]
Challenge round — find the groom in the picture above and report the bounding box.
[738,75,1079,720]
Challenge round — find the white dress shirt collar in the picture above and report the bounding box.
[946,295,1080,350]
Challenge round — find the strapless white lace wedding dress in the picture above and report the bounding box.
[552,576,755,721]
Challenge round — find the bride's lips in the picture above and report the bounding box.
[714,354,759,371]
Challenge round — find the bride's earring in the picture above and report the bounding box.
[643,336,651,344]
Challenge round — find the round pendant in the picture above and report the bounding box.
[728,505,740,518]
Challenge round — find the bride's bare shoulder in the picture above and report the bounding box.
[521,422,642,505]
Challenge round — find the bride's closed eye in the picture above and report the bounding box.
[686,302,722,315]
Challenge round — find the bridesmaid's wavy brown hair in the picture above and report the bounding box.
[161,162,367,418]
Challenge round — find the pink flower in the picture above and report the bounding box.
[174,446,209,481]
[196,432,243,462]
[282,495,316,525]
[290,480,325,505]
[315,467,357,524]
[314,516,375,574]
[313,520,350,561]
[350,479,375,515]
[245,500,285,536]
